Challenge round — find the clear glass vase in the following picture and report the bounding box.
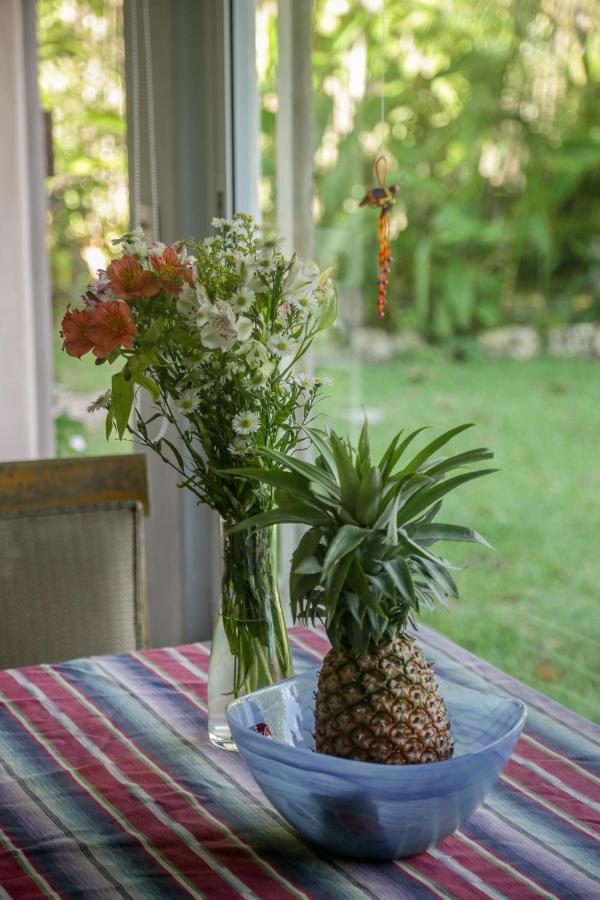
[207,523,293,750]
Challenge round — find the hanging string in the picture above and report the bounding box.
[379,0,386,154]
[129,0,141,229]
[141,0,160,241]
[359,0,398,319]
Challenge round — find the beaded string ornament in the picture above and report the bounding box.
[359,155,399,319]
[358,0,399,320]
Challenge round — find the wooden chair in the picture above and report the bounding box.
[0,455,149,668]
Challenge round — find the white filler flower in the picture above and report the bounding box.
[176,389,201,413]
[232,411,260,435]
[268,334,294,357]
[231,286,256,312]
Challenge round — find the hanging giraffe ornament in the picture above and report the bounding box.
[359,0,399,319]
[359,155,399,319]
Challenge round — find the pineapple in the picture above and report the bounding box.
[229,421,495,765]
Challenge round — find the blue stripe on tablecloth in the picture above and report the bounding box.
[0,703,189,899]
[466,806,600,899]
[2,626,598,900]
[59,652,470,900]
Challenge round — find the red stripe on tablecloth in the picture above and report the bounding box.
[3,673,252,899]
[24,665,303,900]
[173,645,212,675]
[0,825,55,899]
[439,832,551,899]
[290,627,330,657]
[137,649,208,704]
[521,732,600,784]
[401,851,491,899]
[515,737,600,797]
[505,758,600,830]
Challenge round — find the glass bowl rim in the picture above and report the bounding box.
[226,668,527,777]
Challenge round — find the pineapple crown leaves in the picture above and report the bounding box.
[226,421,496,653]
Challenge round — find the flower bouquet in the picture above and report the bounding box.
[60,213,337,747]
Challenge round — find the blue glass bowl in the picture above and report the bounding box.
[227,669,526,859]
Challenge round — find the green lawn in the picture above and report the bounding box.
[318,352,600,722]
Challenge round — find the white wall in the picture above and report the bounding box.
[0,0,53,462]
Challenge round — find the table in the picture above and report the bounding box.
[0,626,598,899]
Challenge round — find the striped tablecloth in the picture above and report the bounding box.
[0,626,598,899]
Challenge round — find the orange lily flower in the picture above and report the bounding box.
[89,301,137,359]
[106,256,160,301]
[150,245,194,295]
[61,308,94,358]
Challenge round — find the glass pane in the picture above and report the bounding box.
[257,0,600,721]
[38,0,129,457]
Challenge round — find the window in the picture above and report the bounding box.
[256,0,600,721]
[38,0,129,457]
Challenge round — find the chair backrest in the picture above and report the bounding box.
[0,455,149,668]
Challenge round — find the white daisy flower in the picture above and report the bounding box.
[315,375,333,386]
[290,292,319,314]
[260,232,285,251]
[231,286,255,312]
[211,217,230,230]
[232,410,260,435]
[176,389,201,413]
[293,373,316,391]
[267,334,294,357]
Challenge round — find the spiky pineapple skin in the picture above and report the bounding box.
[315,635,454,765]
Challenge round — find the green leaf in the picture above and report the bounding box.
[290,527,322,591]
[397,468,498,526]
[228,506,330,533]
[315,284,338,332]
[409,523,492,549]
[400,423,475,475]
[134,372,161,402]
[259,447,339,497]
[295,557,323,575]
[420,448,495,479]
[385,557,416,605]
[321,524,368,579]
[330,432,359,512]
[356,466,382,525]
[323,553,354,616]
[105,407,114,441]
[382,427,429,477]
[304,427,336,475]
[111,371,135,439]
[356,418,371,476]
[222,466,311,499]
